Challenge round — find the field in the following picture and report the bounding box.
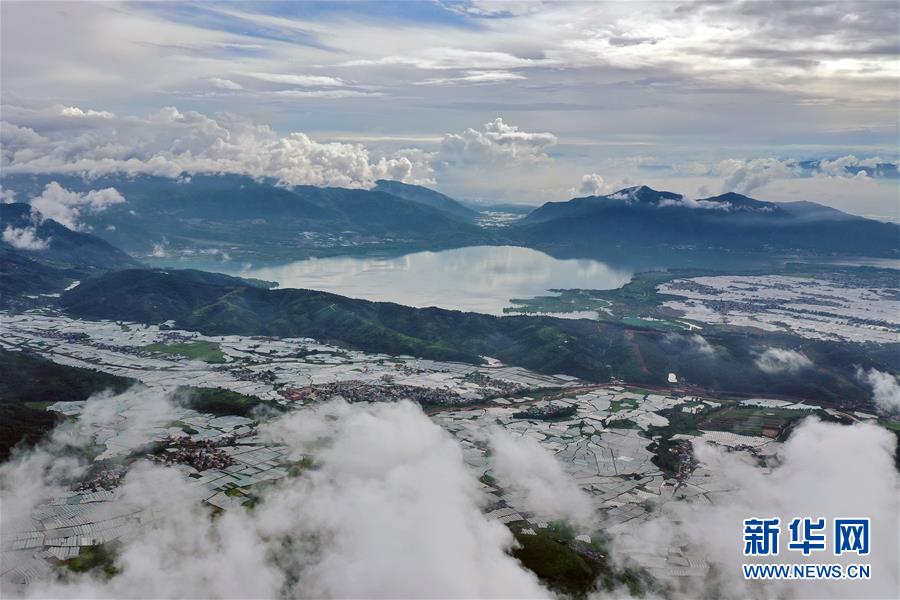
[697,406,805,437]
[143,341,226,364]
[503,270,706,331]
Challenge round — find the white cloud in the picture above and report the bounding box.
[856,367,900,415]
[245,72,346,87]
[417,70,526,86]
[755,347,813,374]
[689,334,717,358]
[576,173,611,196]
[268,89,383,99]
[29,182,126,231]
[611,418,900,599]
[715,158,800,195]
[60,106,115,119]
[438,117,556,166]
[657,196,733,211]
[489,427,593,527]
[340,48,541,71]
[206,77,243,90]
[2,225,50,250]
[9,400,549,598]
[2,106,431,188]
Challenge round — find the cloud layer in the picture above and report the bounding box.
[5,398,550,599]
[611,418,899,599]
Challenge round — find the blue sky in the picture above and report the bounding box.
[1,1,898,219]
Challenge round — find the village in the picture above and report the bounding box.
[0,310,856,589]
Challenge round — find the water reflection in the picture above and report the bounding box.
[235,245,633,315]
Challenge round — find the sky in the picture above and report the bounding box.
[1,0,898,219]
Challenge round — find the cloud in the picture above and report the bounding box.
[856,367,900,415]
[755,347,813,374]
[28,182,125,231]
[60,106,115,119]
[576,173,612,196]
[657,196,733,211]
[438,117,556,166]
[708,156,899,195]
[2,225,50,251]
[688,334,717,358]
[245,72,346,87]
[417,70,526,86]
[340,48,541,70]
[1,106,431,188]
[715,158,800,195]
[488,427,593,527]
[8,400,549,598]
[610,418,899,599]
[206,78,243,90]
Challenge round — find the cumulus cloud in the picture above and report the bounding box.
[610,418,899,599]
[856,367,900,415]
[7,400,549,599]
[576,173,612,196]
[754,347,813,374]
[1,106,432,188]
[715,158,800,195]
[2,226,50,251]
[488,427,594,527]
[59,106,115,119]
[28,182,125,231]
[437,117,556,167]
[708,155,899,196]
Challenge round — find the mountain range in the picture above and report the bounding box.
[512,185,898,257]
[3,175,895,260]
[0,202,139,303]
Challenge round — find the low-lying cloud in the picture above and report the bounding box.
[488,427,594,527]
[610,418,899,599]
[5,399,550,599]
[2,225,50,250]
[856,367,900,415]
[28,182,125,231]
[755,347,813,374]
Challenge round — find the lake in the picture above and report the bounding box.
[230,245,633,316]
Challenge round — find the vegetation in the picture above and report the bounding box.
[175,386,265,417]
[697,406,808,437]
[64,543,120,579]
[0,350,133,460]
[511,525,649,598]
[504,270,686,328]
[144,340,226,363]
[60,269,897,410]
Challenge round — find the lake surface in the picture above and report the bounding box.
[232,245,634,315]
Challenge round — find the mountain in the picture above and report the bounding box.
[373,180,478,221]
[58,268,888,406]
[1,203,140,270]
[0,175,485,256]
[514,186,899,257]
[0,350,133,460]
[0,203,141,304]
